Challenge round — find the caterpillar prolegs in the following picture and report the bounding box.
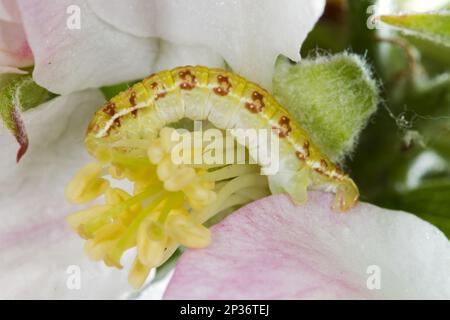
[86,66,358,212]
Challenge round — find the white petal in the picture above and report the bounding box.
[153,41,225,72]
[88,0,326,88]
[164,193,450,299]
[88,0,156,38]
[17,0,158,94]
[0,91,131,299]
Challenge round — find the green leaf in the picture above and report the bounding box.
[273,53,379,162]
[0,74,56,162]
[379,11,450,47]
[396,180,450,239]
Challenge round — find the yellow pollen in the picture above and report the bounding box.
[66,126,269,288]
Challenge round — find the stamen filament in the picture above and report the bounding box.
[203,164,260,182]
[198,173,268,223]
[105,192,168,268]
[81,183,162,237]
[157,193,184,224]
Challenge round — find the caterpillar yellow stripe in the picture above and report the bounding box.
[85,66,359,212]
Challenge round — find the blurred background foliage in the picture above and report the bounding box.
[302,0,450,237]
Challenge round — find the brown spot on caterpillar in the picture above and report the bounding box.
[103,102,116,117]
[245,91,265,113]
[274,116,292,138]
[332,166,346,181]
[335,166,344,175]
[213,75,232,96]
[148,81,166,101]
[156,91,166,100]
[296,140,310,161]
[131,109,138,118]
[304,141,310,151]
[296,151,306,161]
[179,70,197,90]
[129,91,137,106]
[314,159,329,174]
[113,117,121,128]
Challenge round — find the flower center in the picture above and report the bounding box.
[66,126,269,288]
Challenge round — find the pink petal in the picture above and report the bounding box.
[0,19,33,69]
[17,0,158,94]
[0,90,131,299]
[0,0,22,23]
[0,0,33,69]
[88,0,326,88]
[164,193,450,299]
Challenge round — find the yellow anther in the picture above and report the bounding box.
[164,166,196,192]
[84,239,115,261]
[84,223,125,261]
[104,253,125,269]
[104,195,167,269]
[65,162,109,204]
[128,257,152,289]
[105,188,131,205]
[186,192,217,211]
[66,204,111,233]
[137,218,167,266]
[184,183,216,203]
[147,140,165,164]
[166,209,211,248]
[157,156,178,181]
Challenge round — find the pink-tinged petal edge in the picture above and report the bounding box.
[0,21,33,69]
[164,193,450,299]
[0,0,33,70]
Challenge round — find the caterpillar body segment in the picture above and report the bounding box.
[85,66,359,212]
[142,71,183,124]
[171,66,210,121]
[207,69,247,129]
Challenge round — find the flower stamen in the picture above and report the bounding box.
[66,125,270,288]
